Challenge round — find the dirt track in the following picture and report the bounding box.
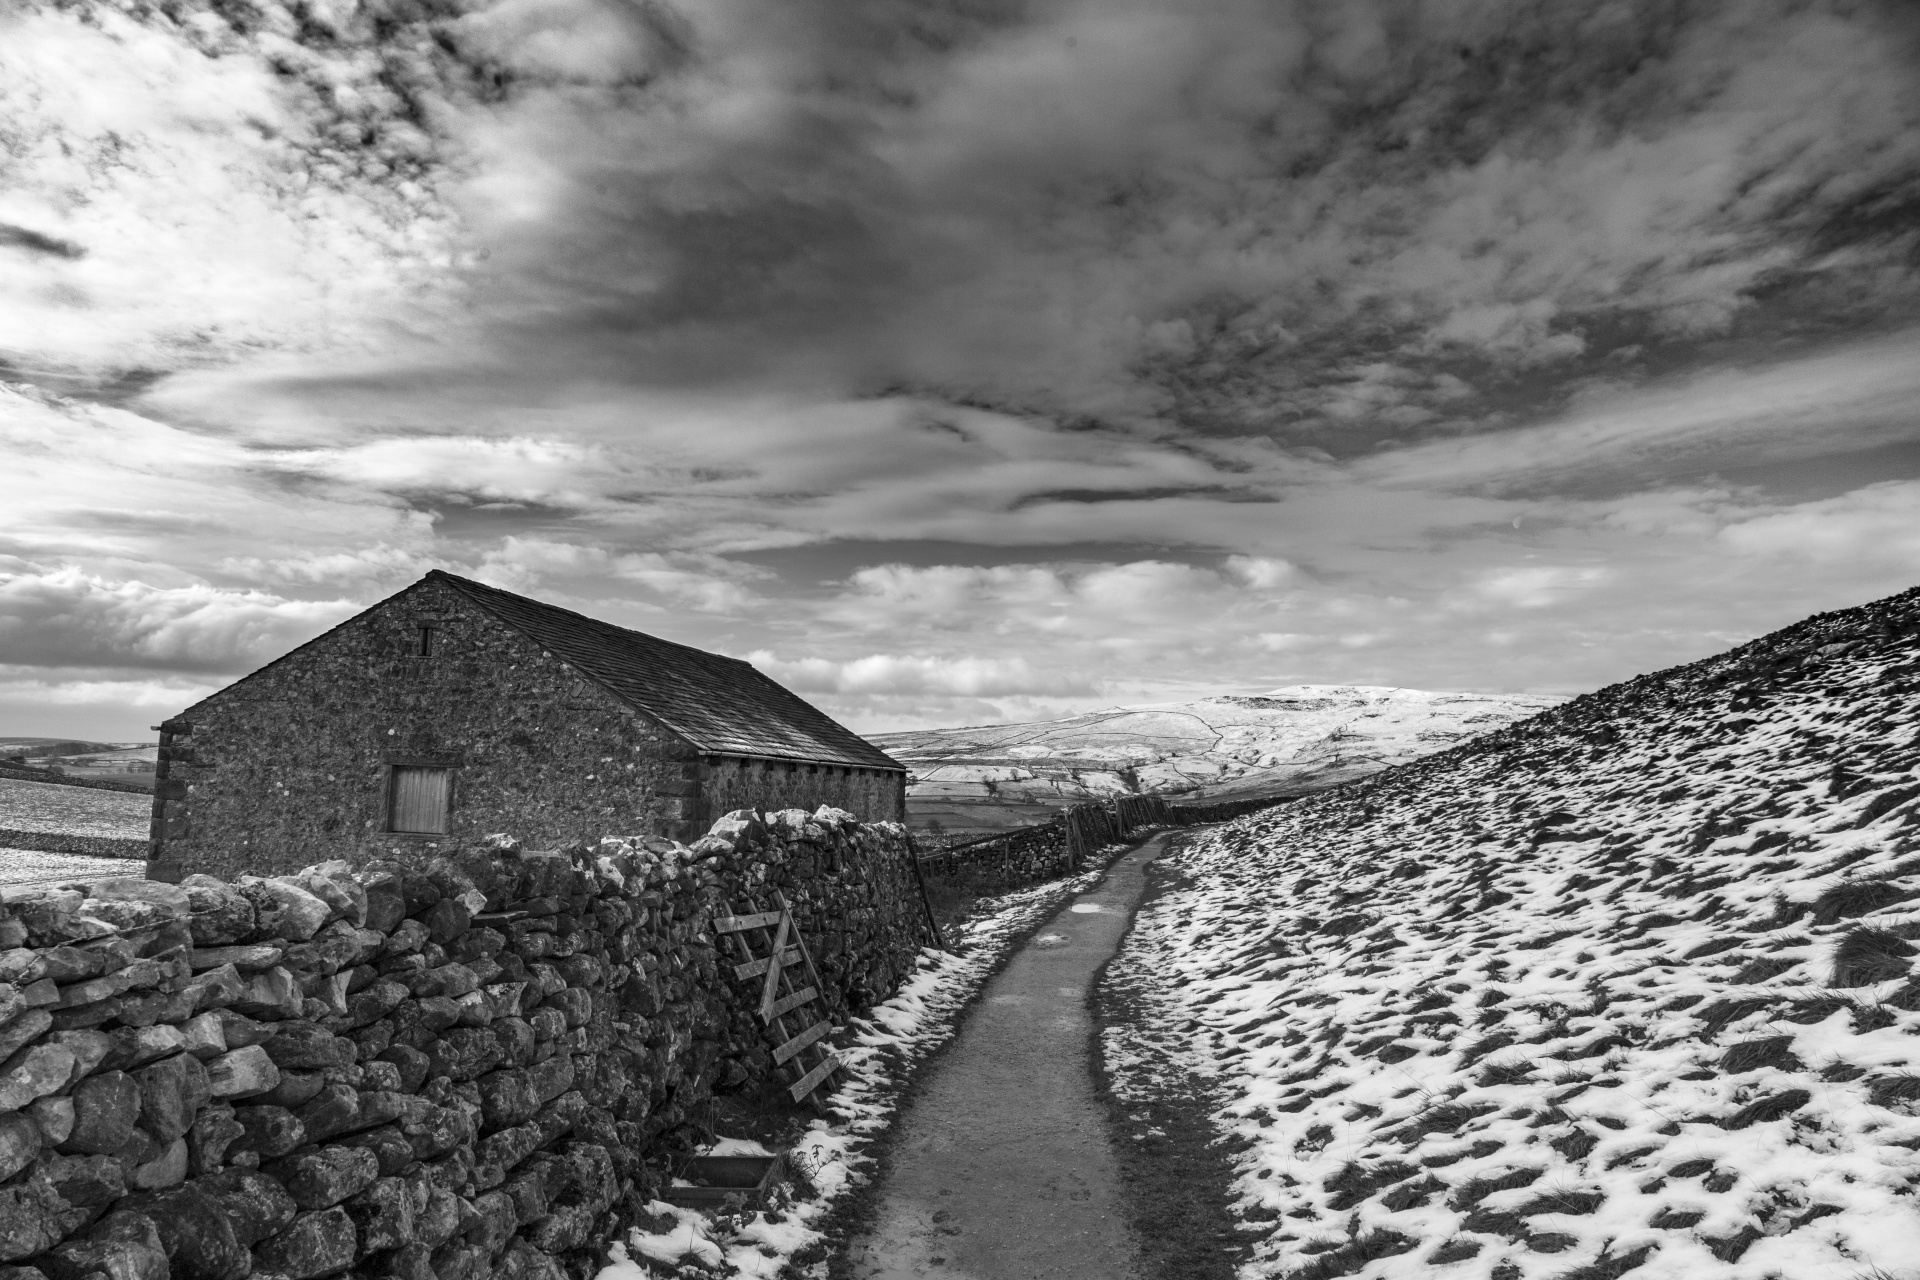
[841,835,1166,1279]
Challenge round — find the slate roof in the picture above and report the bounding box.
[430,571,902,771]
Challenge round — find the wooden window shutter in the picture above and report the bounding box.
[389,766,451,833]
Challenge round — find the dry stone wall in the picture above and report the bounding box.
[0,806,928,1280]
[916,793,1292,894]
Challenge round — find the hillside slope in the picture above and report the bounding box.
[1113,587,1920,1279]
[877,686,1562,835]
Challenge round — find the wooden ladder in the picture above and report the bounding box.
[713,889,843,1105]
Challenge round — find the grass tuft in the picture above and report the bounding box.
[1813,879,1911,925]
[1830,926,1916,988]
[1718,1035,1802,1074]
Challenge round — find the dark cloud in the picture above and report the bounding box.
[292,0,1920,454]
[0,223,83,259]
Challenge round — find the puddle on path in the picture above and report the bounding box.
[1069,903,1105,913]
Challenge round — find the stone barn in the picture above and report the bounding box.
[148,570,906,881]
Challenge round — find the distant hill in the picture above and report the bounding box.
[0,738,122,759]
[873,685,1564,836]
[1112,586,1920,1276]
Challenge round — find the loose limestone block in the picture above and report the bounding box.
[62,1069,140,1153]
[383,1241,434,1280]
[82,878,191,915]
[230,1104,306,1162]
[263,1070,324,1109]
[183,1012,228,1060]
[268,1145,380,1210]
[422,899,470,947]
[134,1050,212,1140]
[294,1083,361,1142]
[339,981,406,1032]
[77,899,177,934]
[0,1011,51,1066]
[471,1122,540,1191]
[188,1103,246,1175]
[0,1115,38,1181]
[344,1176,416,1253]
[100,1023,189,1073]
[0,1043,75,1113]
[29,1095,74,1146]
[399,1104,470,1163]
[250,880,334,943]
[329,1125,414,1177]
[11,891,88,947]
[184,964,247,1013]
[374,1045,428,1094]
[207,1044,280,1100]
[407,965,478,1000]
[426,1028,502,1084]
[214,1010,277,1048]
[192,946,283,973]
[361,877,406,936]
[359,1060,402,1093]
[253,1206,357,1280]
[414,1188,460,1249]
[377,920,428,960]
[297,869,366,929]
[263,1023,357,1071]
[466,1190,516,1257]
[42,1153,126,1206]
[123,1182,252,1280]
[126,1135,189,1191]
[233,968,303,1021]
[113,987,201,1031]
[181,877,258,946]
[50,1029,110,1080]
[38,1212,168,1280]
[199,1167,299,1245]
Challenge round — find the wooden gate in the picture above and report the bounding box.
[713,890,842,1105]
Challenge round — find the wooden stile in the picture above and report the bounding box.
[713,889,842,1105]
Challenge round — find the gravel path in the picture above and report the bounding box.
[842,835,1166,1279]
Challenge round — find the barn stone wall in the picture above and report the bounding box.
[0,807,928,1280]
[697,755,904,826]
[153,578,708,882]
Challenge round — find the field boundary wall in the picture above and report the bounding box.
[913,792,1290,891]
[0,805,928,1280]
[0,767,151,797]
[0,832,146,860]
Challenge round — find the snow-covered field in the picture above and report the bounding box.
[597,849,1134,1279]
[0,774,148,837]
[878,686,1564,810]
[1114,589,1920,1278]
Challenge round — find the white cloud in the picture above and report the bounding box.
[747,652,1092,698]
[1718,482,1920,569]
[1467,566,1612,610]
[0,5,448,373]
[0,568,353,672]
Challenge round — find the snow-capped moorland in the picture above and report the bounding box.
[879,686,1564,807]
[1118,587,1920,1279]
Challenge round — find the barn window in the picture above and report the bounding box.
[416,625,437,658]
[388,766,451,833]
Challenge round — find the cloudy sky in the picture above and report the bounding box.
[4,0,1920,741]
